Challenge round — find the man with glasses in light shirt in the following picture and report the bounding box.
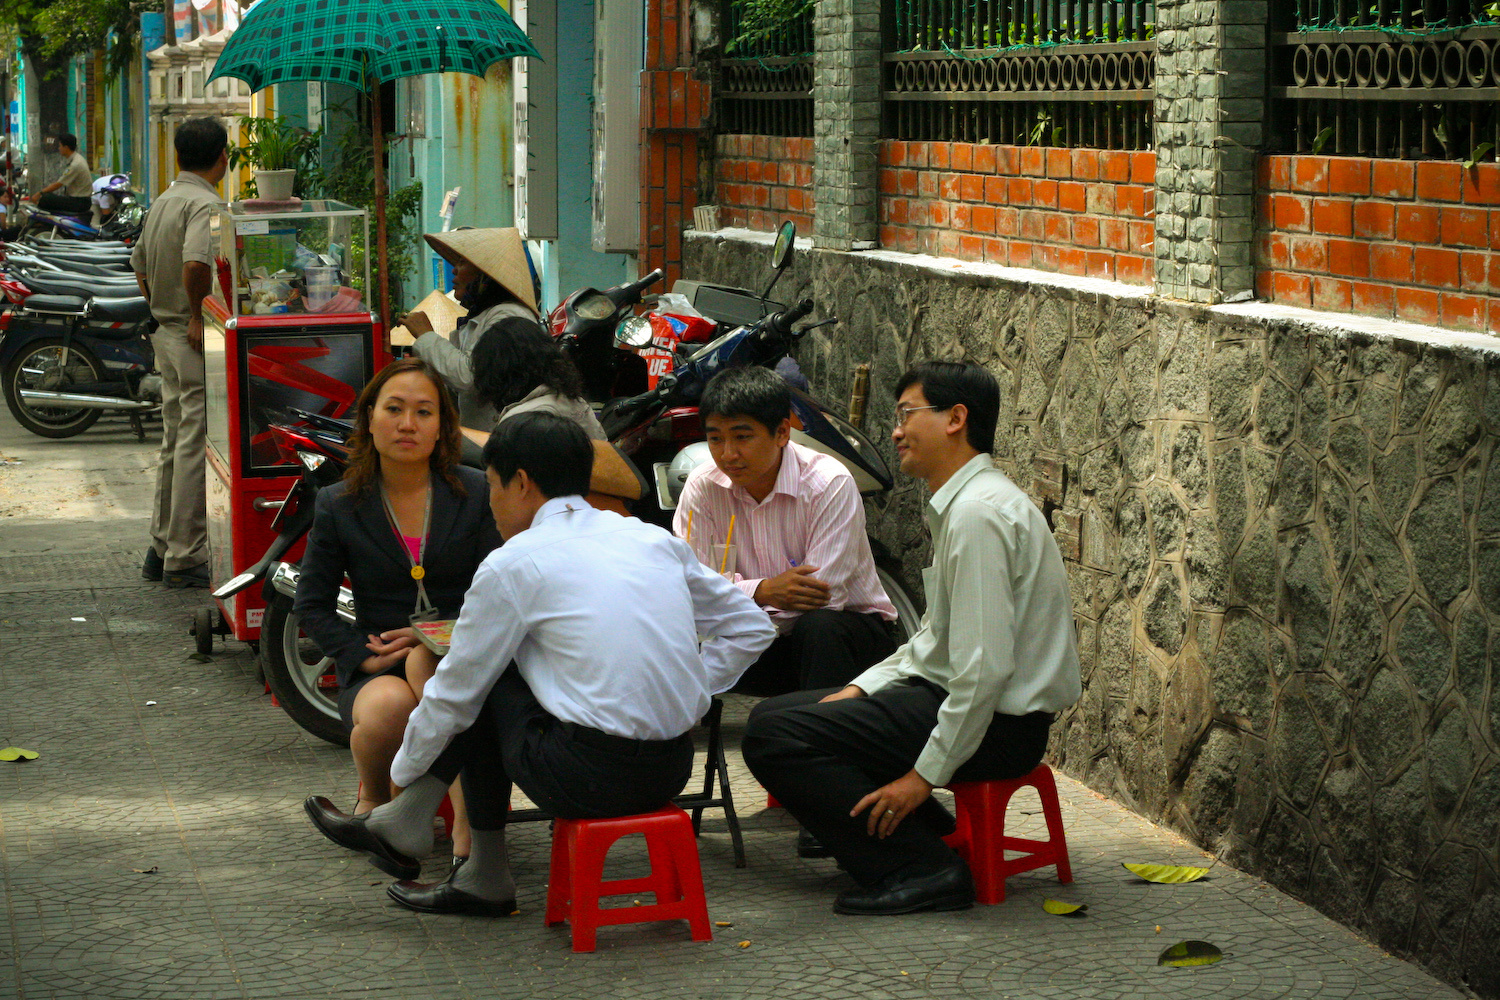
[742,361,1081,916]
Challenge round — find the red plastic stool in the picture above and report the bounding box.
[545,805,713,952]
[766,793,782,809]
[941,763,1072,905]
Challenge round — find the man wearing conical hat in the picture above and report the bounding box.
[404,227,540,429]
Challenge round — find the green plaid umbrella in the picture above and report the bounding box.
[206,0,540,327]
[206,0,540,91]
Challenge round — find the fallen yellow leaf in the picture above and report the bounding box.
[1122,862,1210,884]
[737,941,751,948]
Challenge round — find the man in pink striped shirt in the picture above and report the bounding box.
[673,367,898,699]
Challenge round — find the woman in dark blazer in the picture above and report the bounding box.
[295,357,501,857]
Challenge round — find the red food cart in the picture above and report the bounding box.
[197,199,384,656]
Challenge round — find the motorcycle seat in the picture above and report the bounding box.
[20,293,88,315]
[91,297,152,323]
[31,258,129,277]
[20,273,140,298]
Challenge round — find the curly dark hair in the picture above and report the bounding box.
[342,358,466,498]
[471,316,586,413]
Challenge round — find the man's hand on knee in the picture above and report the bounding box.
[818,684,865,703]
[851,769,933,839]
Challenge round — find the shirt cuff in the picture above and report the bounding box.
[181,252,215,266]
[913,744,955,788]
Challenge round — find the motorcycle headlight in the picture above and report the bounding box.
[297,450,326,471]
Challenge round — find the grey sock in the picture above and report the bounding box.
[365,774,447,859]
[450,827,516,903]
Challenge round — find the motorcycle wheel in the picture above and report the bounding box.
[2,338,104,438]
[876,559,924,643]
[261,599,350,747]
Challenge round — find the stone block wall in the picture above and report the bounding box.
[714,135,815,236]
[1257,155,1500,335]
[685,228,1500,998]
[876,141,1156,285]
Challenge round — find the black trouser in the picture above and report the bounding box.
[734,609,897,697]
[742,679,1053,887]
[36,193,92,216]
[427,669,695,830]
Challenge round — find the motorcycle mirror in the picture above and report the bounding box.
[615,315,654,350]
[770,220,797,271]
[760,220,799,302]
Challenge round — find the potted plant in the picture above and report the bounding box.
[228,115,320,201]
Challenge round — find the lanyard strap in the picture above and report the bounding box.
[379,476,437,621]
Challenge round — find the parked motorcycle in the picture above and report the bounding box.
[11,175,145,244]
[547,267,665,401]
[602,221,923,635]
[0,277,160,439]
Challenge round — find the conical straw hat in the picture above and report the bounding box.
[423,227,537,314]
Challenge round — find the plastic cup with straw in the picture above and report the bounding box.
[717,513,737,576]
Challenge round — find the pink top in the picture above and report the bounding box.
[403,535,422,564]
[673,440,896,625]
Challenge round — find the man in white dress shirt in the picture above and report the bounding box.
[306,412,776,915]
[742,362,1082,916]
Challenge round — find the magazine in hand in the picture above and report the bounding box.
[412,619,456,656]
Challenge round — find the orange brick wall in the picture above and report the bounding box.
[1256,155,1500,332]
[638,0,707,288]
[877,141,1156,286]
[714,135,814,236]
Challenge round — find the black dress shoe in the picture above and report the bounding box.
[303,795,421,880]
[387,872,516,917]
[833,863,975,916]
[797,828,832,859]
[163,562,210,589]
[141,548,164,582]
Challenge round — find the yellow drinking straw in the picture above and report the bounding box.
[685,510,693,545]
[720,513,737,573]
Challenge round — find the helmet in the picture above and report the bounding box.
[663,442,713,509]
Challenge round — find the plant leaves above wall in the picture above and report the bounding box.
[1122,862,1211,883]
[1042,898,1089,915]
[1157,940,1224,967]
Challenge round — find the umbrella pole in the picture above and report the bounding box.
[372,84,392,338]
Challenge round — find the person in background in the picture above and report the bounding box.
[470,316,605,440]
[131,118,228,589]
[742,361,1081,916]
[403,227,540,429]
[296,358,502,868]
[31,132,94,216]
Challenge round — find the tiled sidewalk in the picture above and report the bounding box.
[0,552,1470,999]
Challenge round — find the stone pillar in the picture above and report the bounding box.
[1152,0,1267,303]
[811,0,881,250]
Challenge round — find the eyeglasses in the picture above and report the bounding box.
[893,403,945,427]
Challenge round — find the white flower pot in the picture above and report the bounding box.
[254,169,295,201]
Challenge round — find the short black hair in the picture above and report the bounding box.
[472,317,584,412]
[175,117,228,172]
[483,411,593,498]
[895,361,1000,453]
[56,133,78,153]
[700,366,792,434]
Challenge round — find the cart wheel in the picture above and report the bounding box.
[192,608,215,655]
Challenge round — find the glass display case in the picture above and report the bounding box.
[211,200,370,318]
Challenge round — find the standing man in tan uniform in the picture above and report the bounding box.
[131,118,228,588]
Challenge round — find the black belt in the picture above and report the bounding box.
[559,720,690,756]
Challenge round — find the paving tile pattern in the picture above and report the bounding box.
[0,552,1471,999]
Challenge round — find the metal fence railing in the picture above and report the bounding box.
[882,0,1156,149]
[1270,0,1500,159]
[719,1,815,138]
